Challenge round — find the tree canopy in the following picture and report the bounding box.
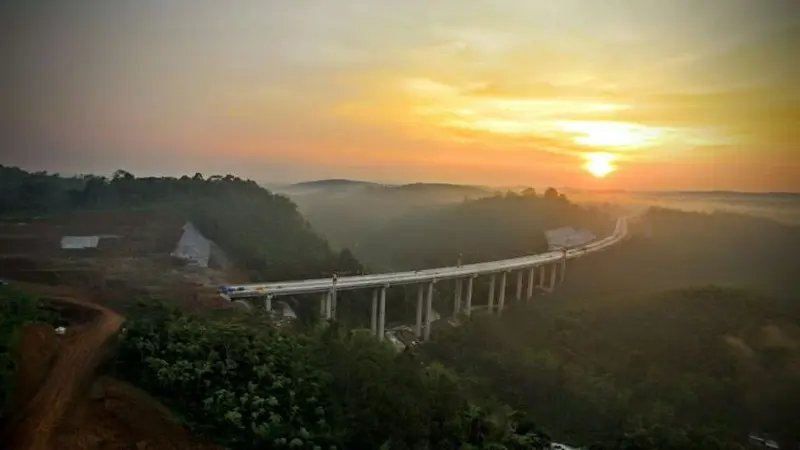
[114,300,552,449]
[0,165,362,282]
[355,190,614,271]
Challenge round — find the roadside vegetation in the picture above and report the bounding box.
[423,208,800,449]
[3,165,798,449]
[318,187,614,271]
[114,299,551,449]
[0,286,52,422]
[426,286,799,449]
[0,165,362,282]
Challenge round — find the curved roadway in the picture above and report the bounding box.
[222,216,629,299]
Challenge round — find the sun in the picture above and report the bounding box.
[583,152,617,178]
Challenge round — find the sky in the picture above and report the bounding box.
[1,0,799,192]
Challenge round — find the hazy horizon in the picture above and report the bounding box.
[2,0,799,192]
[6,164,800,195]
[273,177,800,195]
[272,177,800,226]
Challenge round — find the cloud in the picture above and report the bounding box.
[2,0,799,190]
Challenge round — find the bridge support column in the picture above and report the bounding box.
[498,272,507,314]
[453,278,463,316]
[538,266,547,289]
[487,275,496,313]
[378,286,387,341]
[549,263,558,291]
[424,281,435,341]
[526,267,535,301]
[319,292,327,318]
[560,256,567,284]
[326,289,333,319]
[515,270,523,303]
[265,294,273,312]
[415,284,424,338]
[465,276,474,316]
[370,288,378,334]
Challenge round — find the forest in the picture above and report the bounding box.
[354,188,614,271]
[2,165,799,449]
[424,209,800,449]
[287,182,614,272]
[111,298,551,449]
[0,284,554,449]
[0,165,362,282]
[0,287,51,424]
[425,286,798,449]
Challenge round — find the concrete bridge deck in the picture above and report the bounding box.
[221,216,630,341]
[222,217,627,298]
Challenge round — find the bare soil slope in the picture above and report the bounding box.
[0,209,243,314]
[3,283,220,450]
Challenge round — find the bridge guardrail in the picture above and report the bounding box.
[222,217,628,298]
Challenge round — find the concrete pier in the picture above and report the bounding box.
[370,288,378,333]
[526,267,535,301]
[415,284,424,337]
[330,289,338,319]
[515,270,523,302]
[378,286,386,341]
[488,274,496,313]
[453,278,463,316]
[424,281,435,341]
[538,265,547,288]
[498,272,507,314]
[465,276,474,315]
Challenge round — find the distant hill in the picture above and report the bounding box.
[281,179,491,198]
[274,179,385,197]
[360,183,493,204]
[559,189,800,226]
[281,180,495,253]
[292,179,383,189]
[384,182,489,195]
[355,190,614,271]
[640,190,800,201]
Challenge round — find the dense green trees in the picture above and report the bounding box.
[286,180,613,272]
[0,165,362,282]
[550,207,800,301]
[425,286,800,448]
[0,286,52,421]
[6,165,798,448]
[418,209,800,448]
[587,424,747,450]
[355,190,614,271]
[115,301,551,449]
[117,301,339,449]
[182,176,362,281]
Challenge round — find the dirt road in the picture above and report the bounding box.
[5,293,124,450]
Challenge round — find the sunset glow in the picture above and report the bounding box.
[583,152,618,178]
[557,121,664,148]
[3,0,798,191]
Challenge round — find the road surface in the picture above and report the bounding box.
[223,216,629,298]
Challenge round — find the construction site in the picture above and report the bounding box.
[1,208,241,449]
[2,207,622,449]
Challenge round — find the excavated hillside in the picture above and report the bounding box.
[2,282,221,450]
[0,209,244,314]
